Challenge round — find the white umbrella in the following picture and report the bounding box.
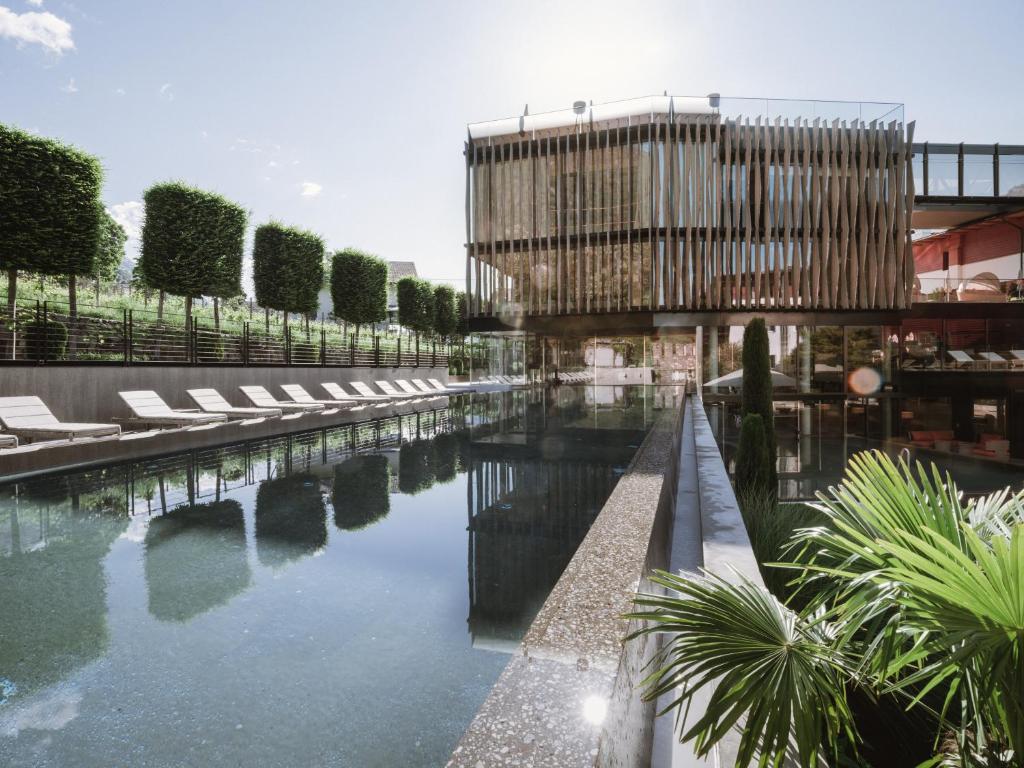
[703,368,797,389]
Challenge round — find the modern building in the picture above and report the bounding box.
[387,260,418,323]
[464,95,1024,468]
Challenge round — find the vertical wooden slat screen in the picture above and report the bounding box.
[466,115,915,318]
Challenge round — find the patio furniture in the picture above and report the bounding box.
[376,380,427,399]
[973,434,1010,460]
[350,381,413,400]
[0,396,121,441]
[411,378,461,395]
[979,351,1009,369]
[187,388,283,420]
[1010,350,1024,369]
[0,433,18,449]
[426,378,472,394]
[119,390,228,427]
[947,350,975,369]
[393,379,441,398]
[322,382,390,404]
[280,384,356,408]
[239,385,324,413]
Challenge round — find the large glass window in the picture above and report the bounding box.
[964,150,994,196]
[846,326,884,395]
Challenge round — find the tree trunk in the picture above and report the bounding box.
[213,297,220,331]
[95,274,101,306]
[6,268,16,317]
[184,295,193,325]
[157,290,165,321]
[68,275,77,318]
[264,306,270,335]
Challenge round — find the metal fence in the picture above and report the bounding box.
[0,300,449,368]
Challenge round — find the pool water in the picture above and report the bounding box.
[0,387,660,768]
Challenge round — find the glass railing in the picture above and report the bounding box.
[914,276,1024,304]
[913,142,1024,197]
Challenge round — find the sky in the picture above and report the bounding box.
[2,0,1022,293]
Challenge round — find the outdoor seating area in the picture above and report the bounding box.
[0,380,455,458]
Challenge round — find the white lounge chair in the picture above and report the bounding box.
[979,351,1009,368]
[392,379,431,397]
[348,381,410,400]
[371,381,420,399]
[947,350,975,369]
[0,396,121,441]
[0,433,18,448]
[1011,350,1024,369]
[429,377,473,392]
[120,390,228,427]
[413,378,460,394]
[239,385,324,413]
[322,382,390,405]
[187,388,283,420]
[280,384,355,408]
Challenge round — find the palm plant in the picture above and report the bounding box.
[631,450,1024,767]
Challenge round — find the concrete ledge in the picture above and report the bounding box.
[448,409,683,768]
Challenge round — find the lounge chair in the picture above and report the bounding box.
[413,378,461,394]
[119,390,228,427]
[280,384,356,408]
[0,396,121,441]
[322,382,390,404]
[392,379,435,397]
[1011,350,1024,369]
[374,380,423,399]
[428,377,473,392]
[349,381,412,400]
[947,350,975,369]
[0,433,18,449]
[979,351,1009,369]
[187,388,283,420]
[239,385,324,413]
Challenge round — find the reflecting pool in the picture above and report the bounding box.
[0,386,667,767]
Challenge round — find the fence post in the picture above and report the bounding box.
[349,333,355,367]
[123,309,129,365]
[285,327,291,366]
[415,333,420,368]
[396,335,401,368]
[321,328,327,367]
[432,339,436,368]
[42,301,49,364]
[374,335,380,368]
[128,310,134,364]
[243,322,250,366]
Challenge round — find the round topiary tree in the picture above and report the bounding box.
[741,318,777,493]
[137,182,246,323]
[0,123,103,317]
[396,276,435,335]
[252,222,324,334]
[433,284,457,340]
[329,248,387,338]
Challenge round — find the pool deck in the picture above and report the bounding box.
[0,396,450,482]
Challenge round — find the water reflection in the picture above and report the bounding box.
[0,387,665,767]
[145,500,250,622]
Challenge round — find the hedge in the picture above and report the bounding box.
[332,454,390,530]
[330,249,387,328]
[433,284,457,338]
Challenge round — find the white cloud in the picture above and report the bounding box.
[27,0,43,6]
[0,6,73,53]
[60,76,76,93]
[115,87,125,96]
[159,82,173,101]
[108,200,143,240]
[299,182,322,198]
[267,160,279,168]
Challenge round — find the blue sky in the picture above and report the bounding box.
[2,0,1021,291]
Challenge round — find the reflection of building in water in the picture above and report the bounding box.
[144,500,250,622]
[0,482,128,702]
[255,474,327,567]
[466,456,617,652]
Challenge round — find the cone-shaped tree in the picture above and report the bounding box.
[252,222,324,332]
[734,414,772,497]
[0,123,103,315]
[137,182,246,321]
[329,248,387,335]
[396,276,435,334]
[741,318,777,493]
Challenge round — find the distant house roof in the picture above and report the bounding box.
[388,261,417,281]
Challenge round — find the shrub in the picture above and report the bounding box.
[23,318,68,361]
[396,277,435,334]
[449,357,464,376]
[734,413,771,497]
[329,249,388,331]
[252,222,324,320]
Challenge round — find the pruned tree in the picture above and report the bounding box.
[252,222,324,334]
[432,284,457,339]
[0,123,103,317]
[741,318,777,494]
[137,182,246,323]
[95,210,127,303]
[455,291,469,338]
[396,276,435,335]
[329,248,387,338]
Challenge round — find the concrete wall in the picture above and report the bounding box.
[0,365,447,424]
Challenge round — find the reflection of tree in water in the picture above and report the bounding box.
[332,455,390,531]
[432,432,462,484]
[398,440,435,495]
[0,482,129,703]
[255,473,327,567]
[144,500,250,622]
